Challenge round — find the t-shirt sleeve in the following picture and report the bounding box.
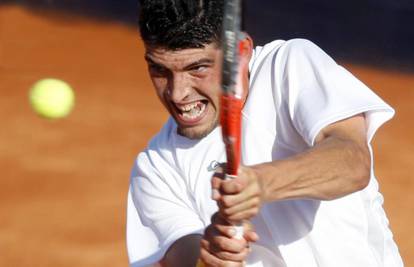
[130,150,205,257]
[278,39,394,146]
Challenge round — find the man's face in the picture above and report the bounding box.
[145,43,222,139]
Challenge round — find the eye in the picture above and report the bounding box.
[190,65,208,74]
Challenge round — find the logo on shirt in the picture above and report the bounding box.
[207,160,221,172]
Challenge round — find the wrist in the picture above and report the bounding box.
[250,163,271,203]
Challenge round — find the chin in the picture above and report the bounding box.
[178,120,218,140]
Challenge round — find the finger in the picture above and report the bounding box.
[199,246,221,267]
[244,230,259,243]
[213,222,244,239]
[225,207,261,222]
[210,213,249,239]
[219,165,257,194]
[219,178,246,195]
[205,218,245,251]
[243,221,259,242]
[212,168,226,201]
[201,238,249,262]
[219,183,260,209]
[220,196,260,218]
[204,229,247,253]
[211,235,247,253]
[211,176,223,200]
[207,221,259,244]
[210,245,250,262]
[199,247,244,267]
[212,176,222,189]
[242,223,259,243]
[210,213,259,242]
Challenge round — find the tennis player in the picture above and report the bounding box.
[127,1,403,266]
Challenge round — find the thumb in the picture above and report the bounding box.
[243,221,259,242]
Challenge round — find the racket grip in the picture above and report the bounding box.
[225,174,244,240]
[232,224,244,240]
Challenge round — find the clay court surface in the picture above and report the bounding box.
[0,5,412,266]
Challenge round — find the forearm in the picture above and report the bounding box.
[253,135,371,202]
[161,234,202,267]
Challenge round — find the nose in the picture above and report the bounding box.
[168,73,192,103]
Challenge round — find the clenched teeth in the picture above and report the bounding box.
[181,102,198,112]
[178,101,206,120]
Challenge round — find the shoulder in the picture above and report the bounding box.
[147,117,176,151]
[250,39,331,76]
[134,118,177,176]
[252,38,324,60]
[273,39,337,83]
[280,38,322,52]
[276,38,332,66]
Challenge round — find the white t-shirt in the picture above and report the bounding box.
[127,39,403,267]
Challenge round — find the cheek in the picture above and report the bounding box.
[201,86,221,114]
[207,85,221,104]
[205,74,221,104]
[200,70,221,95]
[151,77,168,100]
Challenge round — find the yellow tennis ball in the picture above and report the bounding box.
[29,78,75,119]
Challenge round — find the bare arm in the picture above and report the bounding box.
[213,114,372,221]
[257,113,371,202]
[160,234,202,267]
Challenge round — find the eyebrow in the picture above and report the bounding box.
[183,58,214,71]
[144,54,214,71]
[144,55,161,66]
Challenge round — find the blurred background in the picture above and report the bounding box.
[0,0,413,266]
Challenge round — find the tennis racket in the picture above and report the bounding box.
[197,2,244,266]
[220,0,244,240]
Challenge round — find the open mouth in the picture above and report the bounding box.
[175,100,208,123]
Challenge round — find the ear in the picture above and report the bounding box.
[237,33,253,101]
[239,32,254,64]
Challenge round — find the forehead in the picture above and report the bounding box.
[145,43,221,67]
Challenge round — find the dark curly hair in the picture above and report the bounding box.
[138,0,224,49]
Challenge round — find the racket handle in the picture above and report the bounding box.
[225,174,244,240]
[232,224,244,240]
